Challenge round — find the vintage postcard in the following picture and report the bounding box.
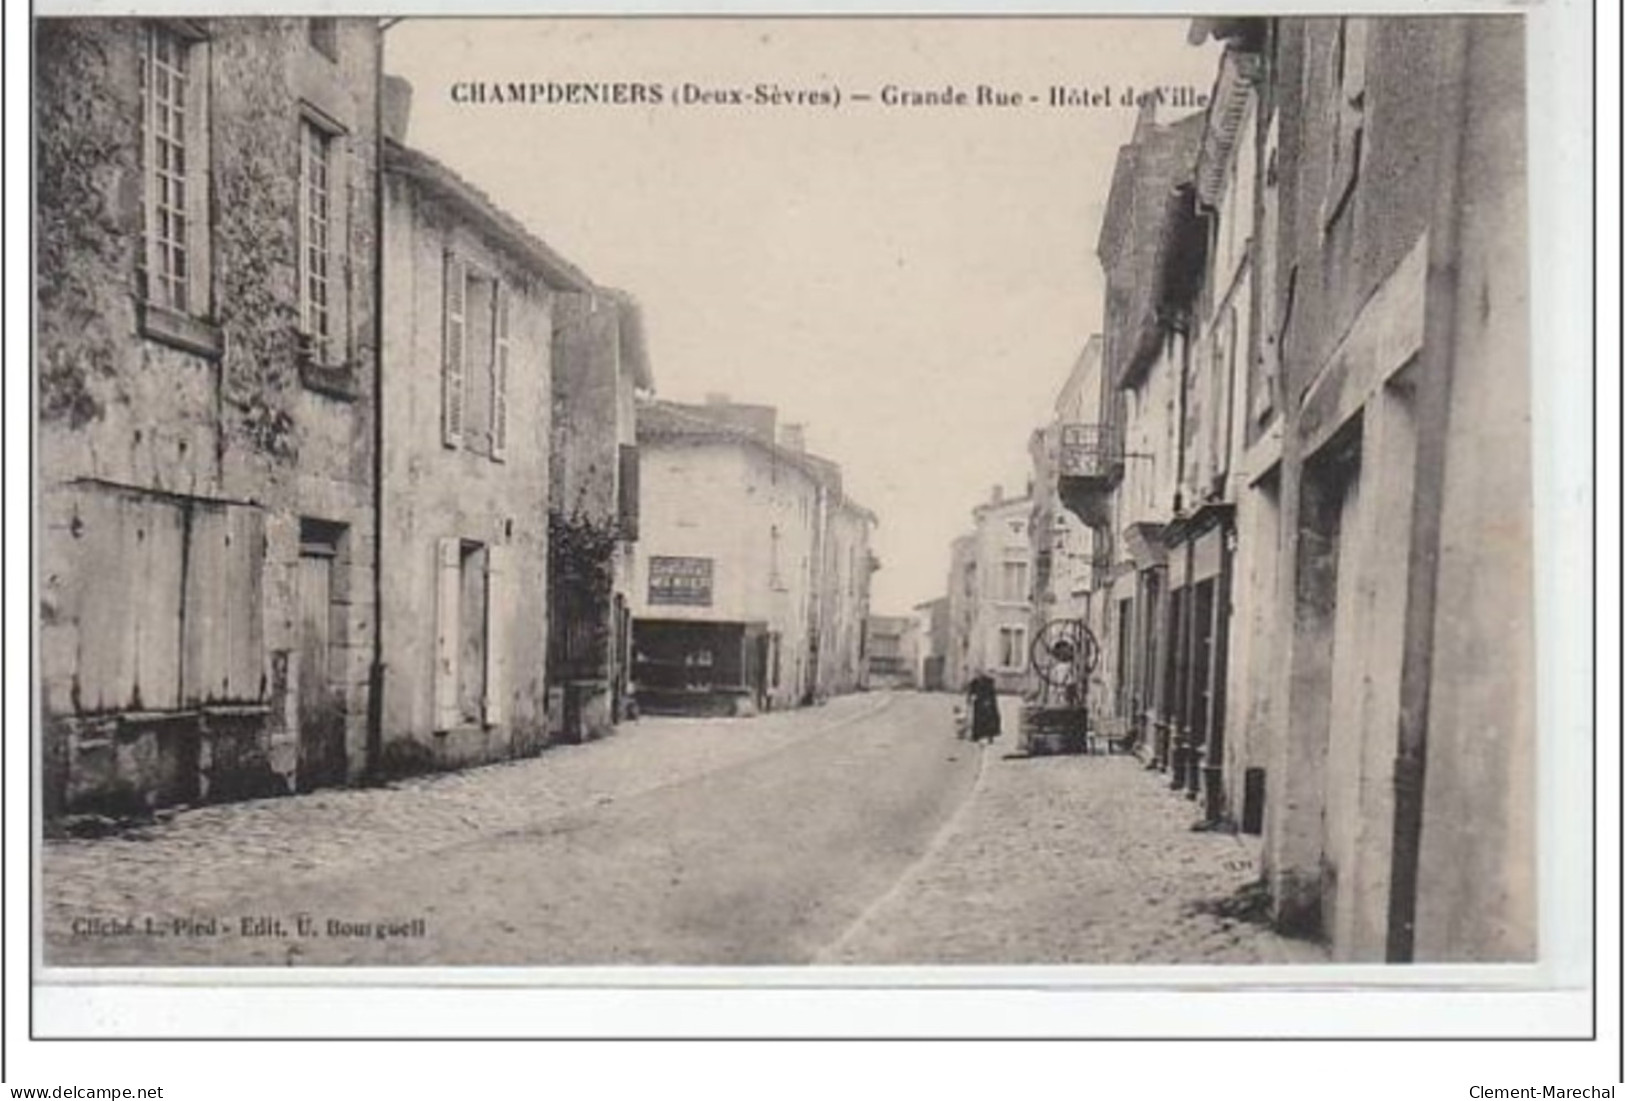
[25,4,1598,1043]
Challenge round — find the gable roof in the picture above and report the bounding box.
[384,138,595,293]
[638,399,876,525]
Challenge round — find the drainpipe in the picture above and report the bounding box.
[1152,566,1172,772]
[1204,524,1236,823]
[1171,320,1195,791]
[365,19,397,777]
[1385,18,1472,964]
[1176,532,1197,793]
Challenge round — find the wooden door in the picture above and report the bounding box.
[296,548,345,790]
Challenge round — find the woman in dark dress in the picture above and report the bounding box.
[965,670,1002,744]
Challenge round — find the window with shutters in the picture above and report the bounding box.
[442,253,467,447]
[136,22,218,354]
[441,256,510,460]
[1324,18,1369,229]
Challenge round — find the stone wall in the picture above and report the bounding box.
[38,18,379,813]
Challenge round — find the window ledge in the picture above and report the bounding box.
[137,301,224,360]
[298,359,360,402]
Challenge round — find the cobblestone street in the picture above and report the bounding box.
[821,730,1329,965]
[43,692,895,954]
[44,692,1324,967]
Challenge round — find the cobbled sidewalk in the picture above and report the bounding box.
[821,732,1329,965]
[43,693,895,939]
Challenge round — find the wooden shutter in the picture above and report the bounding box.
[228,506,267,700]
[434,537,462,730]
[617,443,640,540]
[76,492,139,712]
[129,497,185,712]
[182,504,228,703]
[483,543,508,726]
[491,282,511,461]
[442,252,466,448]
[492,285,512,460]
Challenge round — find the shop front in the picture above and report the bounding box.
[632,619,769,716]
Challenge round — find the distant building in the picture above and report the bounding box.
[1075,99,1206,770]
[913,597,950,690]
[964,489,1036,696]
[631,397,876,715]
[862,615,918,690]
[1029,335,1108,634]
[38,17,383,813]
[942,534,978,692]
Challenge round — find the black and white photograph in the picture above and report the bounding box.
[12,0,1611,1070]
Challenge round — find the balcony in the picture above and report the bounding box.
[1055,423,1122,531]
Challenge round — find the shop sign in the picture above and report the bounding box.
[649,555,714,606]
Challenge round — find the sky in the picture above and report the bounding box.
[385,18,1220,615]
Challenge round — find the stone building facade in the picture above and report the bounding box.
[1027,15,1534,963]
[1029,336,1108,649]
[963,490,1036,696]
[817,490,881,701]
[548,290,653,740]
[914,597,951,691]
[378,133,594,771]
[631,398,874,715]
[38,17,382,814]
[941,534,978,693]
[1248,15,1533,962]
[862,615,919,690]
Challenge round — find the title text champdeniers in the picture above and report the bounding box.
[449,81,837,107]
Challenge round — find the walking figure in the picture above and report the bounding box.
[965,669,1002,745]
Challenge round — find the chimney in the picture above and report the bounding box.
[382,74,413,144]
[780,423,806,452]
[1132,92,1158,139]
